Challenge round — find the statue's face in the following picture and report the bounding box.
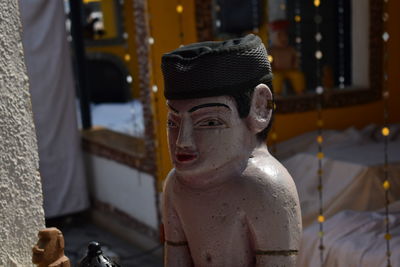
[167,95,253,189]
[32,230,61,264]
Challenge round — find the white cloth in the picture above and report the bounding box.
[297,201,400,267]
[279,126,400,227]
[277,126,400,266]
[19,0,89,218]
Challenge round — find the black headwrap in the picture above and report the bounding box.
[162,34,272,100]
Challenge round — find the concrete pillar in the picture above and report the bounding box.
[0,1,45,265]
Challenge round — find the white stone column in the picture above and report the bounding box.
[0,1,45,266]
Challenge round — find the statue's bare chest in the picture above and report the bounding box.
[173,190,256,266]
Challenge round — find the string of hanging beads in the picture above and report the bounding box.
[337,0,346,88]
[293,0,302,66]
[312,0,325,266]
[251,0,260,33]
[120,0,133,85]
[381,0,391,266]
[146,0,158,95]
[176,0,184,46]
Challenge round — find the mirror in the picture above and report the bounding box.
[65,0,146,138]
[194,0,383,113]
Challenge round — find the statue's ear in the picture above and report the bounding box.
[246,84,273,134]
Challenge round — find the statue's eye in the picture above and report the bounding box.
[167,119,178,128]
[196,118,225,128]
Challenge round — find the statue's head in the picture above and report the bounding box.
[162,34,273,189]
[32,228,65,266]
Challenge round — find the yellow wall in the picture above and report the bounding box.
[151,0,400,188]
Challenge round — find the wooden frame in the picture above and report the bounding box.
[82,0,158,177]
[79,0,162,241]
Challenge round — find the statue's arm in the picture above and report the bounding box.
[163,210,193,267]
[255,252,297,267]
[248,176,302,267]
[48,256,70,267]
[163,172,193,267]
[164,242,193,267]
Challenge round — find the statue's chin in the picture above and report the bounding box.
[173,151,250,190]
[175,165,242,191]
[32,253,43,264]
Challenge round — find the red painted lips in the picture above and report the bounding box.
[176,153,197,162]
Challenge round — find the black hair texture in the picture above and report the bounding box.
[228,79,274,143]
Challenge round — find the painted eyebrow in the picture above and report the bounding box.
[167,103,179,113]
[167,103,231,113]
[188,103,230,113]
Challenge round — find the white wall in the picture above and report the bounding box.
[0,1,45,265]
[85,154,159,230]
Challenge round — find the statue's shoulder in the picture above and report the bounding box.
[242,150,298,204]
[163,169,189,200]
[241,150,302,250]
[163,169,178,196]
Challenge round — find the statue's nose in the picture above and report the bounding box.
[176,116,195,150]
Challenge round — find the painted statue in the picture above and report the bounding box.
[161,34,302,266]
[32,228,70,267]
[269,20,305,95]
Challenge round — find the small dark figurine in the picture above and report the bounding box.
[78,242,120,267]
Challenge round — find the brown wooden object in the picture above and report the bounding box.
[32,228,70,267]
